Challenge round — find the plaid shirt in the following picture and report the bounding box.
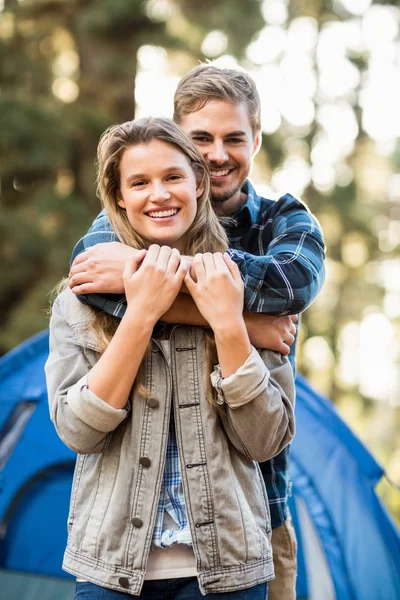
[71,181,325,528]
[152,407,192,548]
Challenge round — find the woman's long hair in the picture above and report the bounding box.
[89,117,229,409]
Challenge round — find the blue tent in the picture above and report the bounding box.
[1,330,399,600]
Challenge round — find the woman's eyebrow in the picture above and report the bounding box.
[125,166,185,184]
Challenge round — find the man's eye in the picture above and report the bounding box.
[228,138,243,144]
[192,136,210,143]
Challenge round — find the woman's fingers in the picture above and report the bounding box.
[192,253,206,281]
[123,249,146,280]
[143,244,161,266]
[156,245,173,271]
[166,247,181,274]
[213,252,230,274]
[202,252,216,275]
[223,253,242,283]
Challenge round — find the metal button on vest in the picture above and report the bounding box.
[147,397,159,409]
[119,577,129,588]
[131,517,143,528]
[139,456,151,468]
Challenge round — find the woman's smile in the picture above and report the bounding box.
[117,140,202,252]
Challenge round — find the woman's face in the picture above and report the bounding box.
[117,139,203,252]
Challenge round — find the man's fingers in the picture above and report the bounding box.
[70,282,102,295]
[69,272,92,288]
[280,342,290,356]
[285,333,295,347]
[290,314,298,323]
[70,252,88,269]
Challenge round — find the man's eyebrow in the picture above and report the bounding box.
[189,129,247,138]
[189,129,212,136]
[226,130,247,137]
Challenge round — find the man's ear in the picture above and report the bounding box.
[252,130,262,156]
[116,190,126,209]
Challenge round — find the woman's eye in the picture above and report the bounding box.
[132,180,146,187]
[167,174,182,181]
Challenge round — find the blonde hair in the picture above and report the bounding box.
[88,117,228,408]
[174,64,261,136]
[97,116,227,255]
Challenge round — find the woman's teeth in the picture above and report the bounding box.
[147,208,179,218]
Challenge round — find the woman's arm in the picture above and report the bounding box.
[185,253,295,462]
[212,349,295,462]
[46,294,129,455]
[46,246,187,454]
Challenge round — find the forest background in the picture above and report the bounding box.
[1,0,400,523]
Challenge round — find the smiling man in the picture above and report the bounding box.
[68,64,325,600]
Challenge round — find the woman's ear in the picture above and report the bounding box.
[116,190,126,209]
[196,183,204,199]
[195,170,205,198]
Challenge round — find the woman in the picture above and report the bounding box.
[46,117,295,599]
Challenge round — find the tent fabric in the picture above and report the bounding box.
[292,375,400,600]
[0,330,400,600]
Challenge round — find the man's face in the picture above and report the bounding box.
[179,100,261,215]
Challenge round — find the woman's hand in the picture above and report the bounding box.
[123,245,187,325]
[185,252,245,333]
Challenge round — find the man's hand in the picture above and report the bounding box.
[69,242,140,295]
[245,313,298,354]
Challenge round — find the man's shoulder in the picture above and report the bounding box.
[257,191,310,213]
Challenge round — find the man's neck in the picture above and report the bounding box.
[215,190,248,216]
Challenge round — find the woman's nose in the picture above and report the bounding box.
[149,183,171,203]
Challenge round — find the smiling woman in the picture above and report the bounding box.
[116,140,202,251]
[45,116,296,600]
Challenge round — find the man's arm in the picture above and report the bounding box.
[163,293,296,355]
[227,193,325,315]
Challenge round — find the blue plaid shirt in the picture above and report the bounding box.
[71,181,325,529]
[152,408,192,548]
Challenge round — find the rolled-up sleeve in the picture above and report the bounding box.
[67,374,127,433]
[211,347,295,462]
[45,295,129,454]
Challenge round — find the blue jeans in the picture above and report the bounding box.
[75,578,268,599]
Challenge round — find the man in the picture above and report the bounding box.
[69,65,325,599]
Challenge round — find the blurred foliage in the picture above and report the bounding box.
[1,0,399,523]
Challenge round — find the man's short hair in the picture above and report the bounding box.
[173,64,261,136]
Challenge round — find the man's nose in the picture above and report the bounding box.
[206,141,228,164]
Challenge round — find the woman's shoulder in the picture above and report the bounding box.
[52,287,95,328]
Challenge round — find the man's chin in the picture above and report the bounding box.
[211,185,241,205]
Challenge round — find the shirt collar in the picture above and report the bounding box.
[232,180,261,225]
